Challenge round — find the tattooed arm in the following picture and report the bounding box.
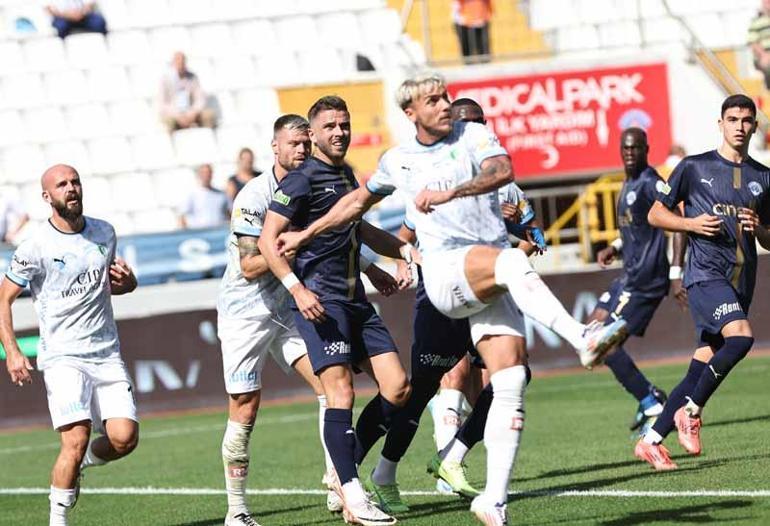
[414,155,514,213]
[237,234,271,280]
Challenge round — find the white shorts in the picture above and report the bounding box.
[218,314,307,394]
[424,247,526,344]
[43,357,137,431]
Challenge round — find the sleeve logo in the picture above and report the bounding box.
[273,190,291,206]
[655,180,671,195]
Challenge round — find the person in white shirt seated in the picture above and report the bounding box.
[178,164,229,229]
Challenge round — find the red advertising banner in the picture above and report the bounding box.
[448,63,672,179]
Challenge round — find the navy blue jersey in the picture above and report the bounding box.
[269,157,365,302]
[658,150,770,302]
[617,166,670,296]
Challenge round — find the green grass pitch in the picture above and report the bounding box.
[1,355,769,525]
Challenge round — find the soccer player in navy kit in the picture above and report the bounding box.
[635,94,770,470]
[258,96,416,525]
[588,128,687,435]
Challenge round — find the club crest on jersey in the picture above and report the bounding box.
[655,180,670,195]
[749,181,763,196]
[625,191,637,206]
[273,190,291,206]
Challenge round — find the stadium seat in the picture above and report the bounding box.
[576,0,621,24]
[210,90,238,124]
[131,132,177,170]
[555,25,601,51]
[105,211,136,235]
[43,140,93,175]
[131,207,179,233]
[96,0,130,31]
[723,10,758,48]
[110,172,157,212]
[45,70,90,106]
[0,41,24,74]
[218,0,262,20]
[81,176,114,218]
[211,56,257,90]
[23,106,69,144]
[88,136,135,174]
[637,0,667,18]
[172,127,219,166]
[87,66,133,102]
[185,56,217,91]
[359,8,402,45]
[125,0,173,28]
[2,73,46,109]
[216,124,262,162]
[66,103,113,140]
[152,167,197,208]
[252,0,298,18]
[3,144,47,184]
[149,26,192,62]
[641,17,682,44]
[129,63,165,98]
[22,37,66,73]
[65,33,110,69]
[275,15,319,51]
[189,23,236,59]
[599,20,642,48]
[21,182,51,221]
[0,110,26,146]
[107,30,153,65]
[253,53,301,86]
[317,12,363,50]
[297,49,348,83]
[234,88,281,127]
[688,13,728,48]
[230,19,280,56]
[109,99,161,136]
[167,0,214,25]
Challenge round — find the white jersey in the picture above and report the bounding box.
[6,217,120,370]
[368,121,510,254]
[217,172,291,320]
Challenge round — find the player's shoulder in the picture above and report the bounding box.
[85,216,116,237]
[745,155,770,174]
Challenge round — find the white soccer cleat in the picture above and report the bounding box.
[579,318,628,369]
[323,470,344,513]
[470,495,508,526]
[435,478,455,495]
[327,488,344,513]
[342,498,398,525]
[224,511,262,526]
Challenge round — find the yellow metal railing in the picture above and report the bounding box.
[545,173,624,261]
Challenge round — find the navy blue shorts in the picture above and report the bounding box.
[293,299,397,374]
[595,278,664,337]
[411,297,473,376]
[687,279,750,348]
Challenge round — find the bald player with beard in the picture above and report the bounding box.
[1,165,138,526]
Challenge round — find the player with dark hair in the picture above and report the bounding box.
[258,96,416,525]
[588,127,687,435]
[635,94,770,470]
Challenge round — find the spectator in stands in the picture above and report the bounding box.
[0,195,29,245]
[46,0,107,39]
[749,0,770,89]
[658,144,687,180]
[452,0,492,63]
[159,52,217,133]
[225,147,262,206]
[178,164,229,229]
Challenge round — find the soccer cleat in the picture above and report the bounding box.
[674,407,702,455]
[327,489,344,513]
[224,512,262,526]
[579,318,628,369]
[629,387,668,431]
[634,439,678,470]
[435,478,455,495]
[342,499,397,525]
[426,453,480,499]
[323,470,345,513]
[363,472,409,514]
[470,495,508,526]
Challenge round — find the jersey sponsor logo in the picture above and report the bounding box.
[61,267,104,298]
[625,190,637,206]
[418,353,460,369]
[749,181,763,196]
[324,341,351,356]
[711,203,741,217]
[657,181,671,195]
[712,301,742,320]
[700,177,714,188]
[273,190,291,206]
[12,254,30,267]
[324,186,337,195]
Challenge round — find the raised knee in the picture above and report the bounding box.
[110,432,138,456]
[389,378,412,406]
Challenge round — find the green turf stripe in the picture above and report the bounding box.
[0,336,38,359]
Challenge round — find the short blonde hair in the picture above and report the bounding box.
[395,73,447,110]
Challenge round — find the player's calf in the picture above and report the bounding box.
[222,419,255,519]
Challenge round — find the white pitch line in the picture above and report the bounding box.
[1,487,769,498]
[0,412,317,455]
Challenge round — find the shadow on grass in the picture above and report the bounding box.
[172,503,315,526]
[708,413,770,428]
[599,499,753,525]
[516,459,642,482]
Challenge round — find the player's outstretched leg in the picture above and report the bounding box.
[603,348,667,432]
[222,392,261,526]
[50,422,90,526]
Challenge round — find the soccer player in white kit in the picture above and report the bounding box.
[275,74,628,525]
[217,115,402,525]
[0,164,138,526]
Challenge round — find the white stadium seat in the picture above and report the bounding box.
[43,140,93,175]
[3,144,47,184]
[641,17,682,44]
[555,25,601,51]
[87,66,133,102]
[234,88,281,127]
[275,16,318,51]
[81,176,114,218]
[22,37,67,73]
[216,124,262,162]
[131,207,178,233]
[109,99,160,136]
[21,182,51,221]
[189,23,237,59]
[167,0,214,25]
[65,33,110,69]
[0,110,26,147]
[88,136,135,174]
[317,12,363,50]
[131,132,177,170]
[152,167,197,208]
[45,70,90,106]
[359,8,404,45]
[231,19,280,57]
[125,0,172,28]
[0,41,24,74]
[66,103,113,140]
[23,106,69,144]
[149,26,192,62]
[253,53,300,86]
[172,127,219,167]
[108,30,153,65]
[297,49,347,83]
[128,63,165,98]
[96,0,130,31]
[212,56,257,90]
[110,172,157,212]
[3,73,47,109]
[599,20,642,48]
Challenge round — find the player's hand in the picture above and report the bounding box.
[526,227,547,255]
[738,207,760,233]
[365,265,399,297]
[671,278,688,310]
[6,349,33,386]
[500,202,522,223]
[686,213,721,236]
[596,246,617,267]
[276,231,308,257]
[110,257,137,294]
[290,284,325,323]
[395,259,414,290]
[414,189,454,213]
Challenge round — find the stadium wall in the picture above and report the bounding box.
[3,255,770,429]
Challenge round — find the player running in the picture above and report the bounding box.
[259,97,416,526]
[588,127,687,436]
[275,74,627,526]
[1,164,138,526]
[635,94,770,470]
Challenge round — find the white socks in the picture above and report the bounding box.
[483,366,527,506]
[371,455,398,485]
[80,440,108,471]
[643,429,663,445]
[342,478,367,505]
[222,420,254,516]
[49,486,76,526]
[431,389,467,451]
[494,249,586,350]
[440,437,470,464]
[317,395,334,473]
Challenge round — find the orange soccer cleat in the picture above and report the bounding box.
[634,439,678,470]
[675,407,703,455]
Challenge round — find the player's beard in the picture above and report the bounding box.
[52,195,83,221]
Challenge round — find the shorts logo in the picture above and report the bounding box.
[58,401,86,417]
[229,371,257,383]
[418,353,460,369]
[451,285,471,309]
[273,190,291,206]
[324,341,351,356]
[749,181,762,196]
[625,191,637,206]
[713,301,742,321]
